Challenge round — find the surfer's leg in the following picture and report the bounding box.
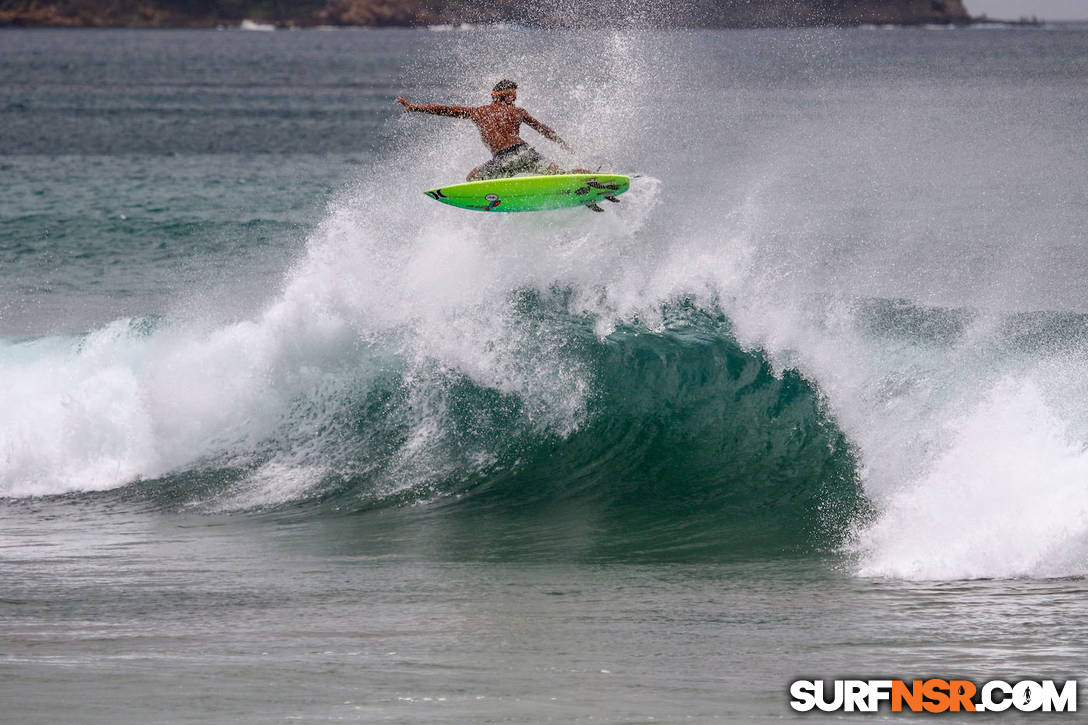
[472,153,508,180]
[504,146,548,176]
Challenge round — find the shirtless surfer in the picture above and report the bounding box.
[396,80,587,181]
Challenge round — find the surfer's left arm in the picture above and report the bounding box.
[523,112,575,154]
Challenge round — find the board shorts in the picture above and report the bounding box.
[477,142,549,179]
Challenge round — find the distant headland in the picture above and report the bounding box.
[0,0,978,29]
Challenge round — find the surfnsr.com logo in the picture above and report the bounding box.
[789,679,1077,713]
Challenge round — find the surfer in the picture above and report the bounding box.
[396,80,586,181]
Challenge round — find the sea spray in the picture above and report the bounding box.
[3,28,1086,577]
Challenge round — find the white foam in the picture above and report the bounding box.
[854,379,1088,579]
[239,19,276,31]
[0,302,354,496]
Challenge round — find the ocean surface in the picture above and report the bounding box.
[2,25,1087,722]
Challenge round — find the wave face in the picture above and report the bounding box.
[0,248,863,561]
[3,28,1088,576]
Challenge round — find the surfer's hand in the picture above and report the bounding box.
[395,97,413,112]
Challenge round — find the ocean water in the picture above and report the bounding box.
[1,25,1087,722]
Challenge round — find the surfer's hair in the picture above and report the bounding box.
[492,79,517,94]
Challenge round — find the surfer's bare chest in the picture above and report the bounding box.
[469,105,526,150]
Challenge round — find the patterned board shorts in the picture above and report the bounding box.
[477,142,548,179]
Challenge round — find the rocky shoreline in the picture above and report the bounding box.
[0,0,976,29]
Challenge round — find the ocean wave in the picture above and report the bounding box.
[4,28,1087,576]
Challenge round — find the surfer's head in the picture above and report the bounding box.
[491,79,517,103]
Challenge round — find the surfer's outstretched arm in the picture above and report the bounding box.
[522,112,575,154]
[395,97,472,118]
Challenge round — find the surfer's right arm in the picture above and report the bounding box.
[395,98,473,118]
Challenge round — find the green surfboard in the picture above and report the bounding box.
[424,173,630,212]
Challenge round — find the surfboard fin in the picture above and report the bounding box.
[604,196,620,203]
[585,203,605,212]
